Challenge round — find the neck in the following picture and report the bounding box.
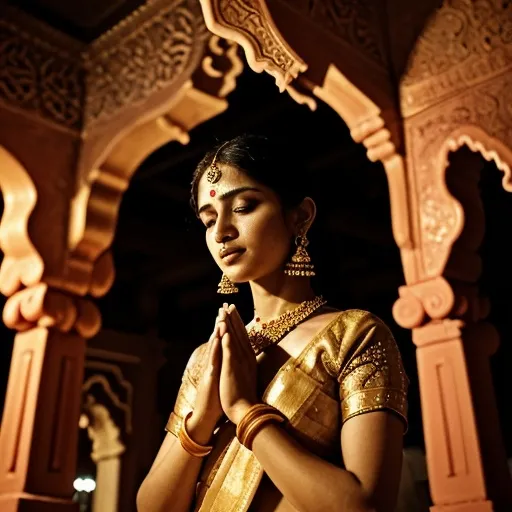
[249,269,317,322]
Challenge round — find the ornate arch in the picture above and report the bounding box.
[0,2,244,508]
[198,0,416,282]
[198,1,512,511]
[66,36,244,299]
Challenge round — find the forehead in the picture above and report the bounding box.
[197,164,260,208]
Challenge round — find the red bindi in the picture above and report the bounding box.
[210,189,216,197]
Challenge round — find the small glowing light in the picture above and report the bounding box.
[73,477,96,493]
[78,414,89,429]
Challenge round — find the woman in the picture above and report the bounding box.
[137,135,408,512]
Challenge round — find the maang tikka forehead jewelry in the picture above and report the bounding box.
[206,141,229,196]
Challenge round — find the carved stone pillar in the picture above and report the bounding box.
[0,2,243,510]
[0,146,104,511]
[394,2,512,510]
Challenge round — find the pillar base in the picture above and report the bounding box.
[0,493,78,512]
[431,500,493,512]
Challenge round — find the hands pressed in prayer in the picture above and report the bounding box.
[192,311,225,429]
[217,304,259,425]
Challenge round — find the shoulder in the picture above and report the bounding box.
[317,309,398,374]
[328,309,393,341]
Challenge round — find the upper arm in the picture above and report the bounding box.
[341,411,404,512]
[337,311,408,511]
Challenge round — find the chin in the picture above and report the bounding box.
[224,270,251,284]
[226,266,279,285]
[223,264,256,284]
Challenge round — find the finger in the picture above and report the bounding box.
[222,331,241,365]
[221,332,233,362]
[229,307,254,359]
[211,310,223,339]
[209,323,220,345]
[208,336,222,377]
[223,311,241,355]
[218,319,228,338]
[226,308,243,344]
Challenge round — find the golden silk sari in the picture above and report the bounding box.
[165,310,408,512]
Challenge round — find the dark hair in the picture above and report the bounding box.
[190,134,308,215]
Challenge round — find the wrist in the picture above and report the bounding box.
[187,412,218,445]
[235,404,285,450]
[232,401,259,426]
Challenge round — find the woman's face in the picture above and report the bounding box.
[196,164,293,283]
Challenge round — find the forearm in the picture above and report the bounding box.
[137,415,215,512]
[251,424,373,512]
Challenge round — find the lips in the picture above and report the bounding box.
[220,247,245,260]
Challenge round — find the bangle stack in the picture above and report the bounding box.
[178,411,213,458]
[236,404,285,450]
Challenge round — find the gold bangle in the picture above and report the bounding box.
[236,404,285,450]
[178,411,213,458]
[241,413,284,450]
[236,404,279,439]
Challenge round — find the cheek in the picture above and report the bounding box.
[248,212,290,259]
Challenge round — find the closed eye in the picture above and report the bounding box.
[233,201,257,214]
[205,219,215,229]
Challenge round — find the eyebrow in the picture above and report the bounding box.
[197,186,261,215]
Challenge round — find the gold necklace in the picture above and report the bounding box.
[247,296,327,355]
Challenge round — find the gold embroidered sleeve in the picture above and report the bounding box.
[338,311,408,427]
[164,343,207,437]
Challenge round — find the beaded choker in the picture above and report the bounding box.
[247,296,327,355]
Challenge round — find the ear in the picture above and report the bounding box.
[289,197,316,235]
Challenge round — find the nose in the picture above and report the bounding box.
[213,214,237,245]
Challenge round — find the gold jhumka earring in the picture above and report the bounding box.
[284,234,315,277]
[217,274,239,294]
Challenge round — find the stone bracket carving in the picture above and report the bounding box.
[0,146,44,295]
[312,64,418,283]
[198,35,244,98]
[199,0,307,92]
[392,276,492,330]
[393,277,455,329]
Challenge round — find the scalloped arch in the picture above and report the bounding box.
[0,146,44,295]
[428,125,512,278]
[444,126,512,192]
